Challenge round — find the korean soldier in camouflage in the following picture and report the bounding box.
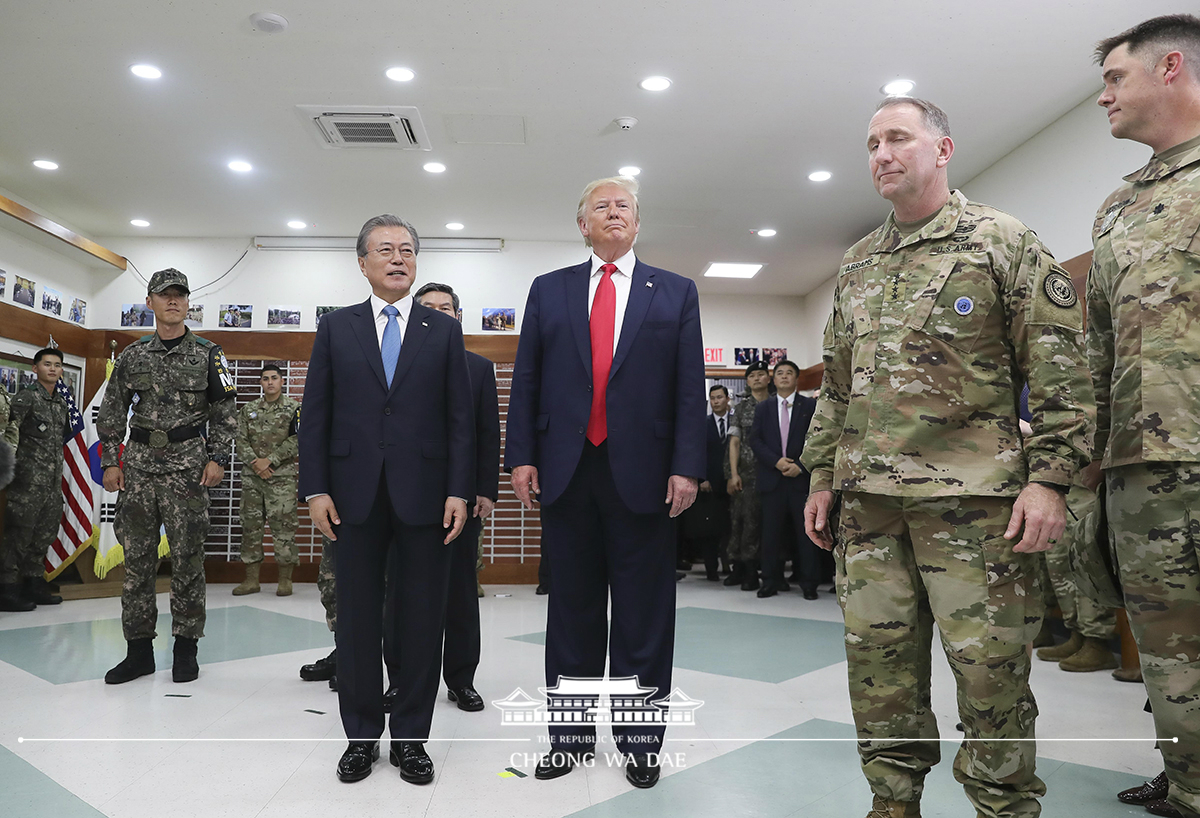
[0,349,71,612]
[725,360,770,590]
[1088,16,1200,818]
[98,268,237,685]
[802,98,1094,818]
[233,364,300,596]
[298,535,338,687]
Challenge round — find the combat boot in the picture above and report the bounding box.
[866,794,921,818]
[232,563,260,595]
[105,638,155,684]
[741,561,761,591]
[723,561,746,586]
[1059,637,1118,672]
[1031,617,1055,648]
[1036,630,1083,661]
[173,636,199,682]
[276,564,294,597]
[0,583,35,612]
[23,577,62,605]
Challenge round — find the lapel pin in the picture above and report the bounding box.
[646,281,653,288]
[422,321,428,327]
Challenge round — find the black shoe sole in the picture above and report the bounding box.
[389,749,434,784]
[173,669,199,683]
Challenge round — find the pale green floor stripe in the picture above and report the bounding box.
[0,744,106,818]
[0,606,331,684]
[568,719,1147,818]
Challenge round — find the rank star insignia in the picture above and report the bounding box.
[1044,271,1077,308]
[38,423,47,432]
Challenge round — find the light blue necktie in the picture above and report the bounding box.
[381,304,401,387]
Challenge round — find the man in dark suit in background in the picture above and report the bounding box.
[749,360,819,599]
[412,282,501,713]
[681,385,734,580]
[506,176,706,789]
[299,214,474,786]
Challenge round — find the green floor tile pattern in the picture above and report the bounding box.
[0,605,331,685]
[0,744,106,818]
[569,718,1148,817]
[508,606,848,683]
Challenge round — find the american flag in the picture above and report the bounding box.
[43,377,95,578]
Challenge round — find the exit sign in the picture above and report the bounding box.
[704,347,724,365]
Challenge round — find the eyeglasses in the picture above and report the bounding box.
[370,246,416,260]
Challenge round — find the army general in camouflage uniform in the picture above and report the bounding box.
[99,268,238,685]
[0,348,71,612]
[233,364,300,597]
[1089,16,1200,817]
[802,98,1095,818]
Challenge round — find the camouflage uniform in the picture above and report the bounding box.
[1,383,70,584]
[0,388,12,444]
[802,190,1095,817]
[726,392,762,562]
[235,395,300,566]
[98,327,237,641]
[317,534,336,631]
[1043,484,1115,639]
[1087,133,1200,817]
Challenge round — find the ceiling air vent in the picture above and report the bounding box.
[296,105,431,150]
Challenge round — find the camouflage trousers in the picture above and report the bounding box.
[1107,462,1200,817]
[1043,485,1116,639]
[1,484,62,584]
[727,477,762,562]
[238,471,298,566]
[115,467,209,641]
[836,492,1045,818]
[317,535,336,632]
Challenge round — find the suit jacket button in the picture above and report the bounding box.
[378,441,385,449]
[587,384,592,392]
[384,407,391,415]
[578,427,584,434]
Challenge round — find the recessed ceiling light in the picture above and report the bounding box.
[755,229,777,238]
[704,263,763,279]
[445,222,464,231]
[423,162,446,173]
[130,219,150,227]
[287,220,307,230]
[228,160,252,172]
[32,160,58,170]
[881,79,915,96]
[386,66,415,82]
[618,166,641,177]
[130,64,162,80]
[639,76,671,91]
[808,171,832,182]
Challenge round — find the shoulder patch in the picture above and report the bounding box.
[1043,272,1078,308]
[841,257,878,274]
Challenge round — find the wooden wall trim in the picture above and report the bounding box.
[0,194,127,270]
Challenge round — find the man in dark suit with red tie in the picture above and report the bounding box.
[506,176,706,789]
[749,360,820,598]
[299,214,474,786]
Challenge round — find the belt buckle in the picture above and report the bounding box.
[148,429,169,448]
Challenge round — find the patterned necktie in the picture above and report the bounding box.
[587,263,618,445]
[381,304,401,387]
[719,416,726,440]
[779,398,791,452]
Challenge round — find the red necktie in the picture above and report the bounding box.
[587,263,617,445]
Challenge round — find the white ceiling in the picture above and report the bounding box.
[0,1,1178,295]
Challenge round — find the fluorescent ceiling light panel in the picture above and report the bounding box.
[130,64,162,79]
[704,263,762,279]
[386,67,415,82]
[882,79,915,95]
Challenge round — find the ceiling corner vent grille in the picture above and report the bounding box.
[296,105,431,151]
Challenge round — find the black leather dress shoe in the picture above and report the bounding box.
[448,686,485,711]
[535,584,549,595]
[757,583,778,598]
[383,685,399,713]
[329,675,337,691]
[300,649,337,682]
[625,753,660,788]
[1118,772,1169,805]
[802,587,819,600]
[534,749,594,780]
[741,575,760,591]
[390,741,434,784]
[337,741,379,782]
[1145,798,1185,818]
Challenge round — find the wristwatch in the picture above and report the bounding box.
[209,452,231,468]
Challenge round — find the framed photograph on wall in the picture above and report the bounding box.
[482,307,516,331]
[69,298,87,325]
[13,275,35,307]
[267,306,301,327]
[734,347,760,366]
[185,305,204,328]
[219,304,253,328]
[121,304,155,327]
[41,286,62,316]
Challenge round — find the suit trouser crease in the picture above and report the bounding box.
[760,480,820,587]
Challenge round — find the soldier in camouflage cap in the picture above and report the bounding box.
[724,361,770,590]
[1088,16,1200,818]
[98,268,238,685]
[801,98,1095,818]
[233,363,300,596]
[0,348,71,612]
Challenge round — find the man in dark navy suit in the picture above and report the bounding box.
[749,360,819,598]
[299,214,474,786]
[413,282,500,714]
[506,176,706,789]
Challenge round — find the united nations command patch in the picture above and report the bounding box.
[1043,272,1077,308]
[954,296,974,316]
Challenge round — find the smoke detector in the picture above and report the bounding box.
[296,105,432,150]
[249,12,288,34]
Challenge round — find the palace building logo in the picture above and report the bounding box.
[492,676,705,726]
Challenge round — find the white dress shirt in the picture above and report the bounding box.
[587,248,636,358]
[713,410,730,439]
[370,292,414,349]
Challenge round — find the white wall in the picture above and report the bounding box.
[0,218,108,332]
[961,91,1152,261]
